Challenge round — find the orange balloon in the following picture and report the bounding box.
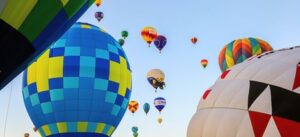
[191,37,198,44]
[128,100,139,114]
[201,59,208,68]
[141,27,158,45]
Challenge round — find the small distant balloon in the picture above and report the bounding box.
[154,35,167,53]
[95,11,104,22]
[201,59,208,68]
[154,97,166,113]
[147,69,166,91]
[158,117,163,124]
[118,39,125,46]
[191,37,198,44]
[133,132,139,137]
[95,0,102,7]
[132,126,139,133]
[143,103,150,115]
[121,31,129,39]
[128,100,139,114]
[24,133,30,137]
[141,27,158,46]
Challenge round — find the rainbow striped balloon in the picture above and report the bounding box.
[218,37,273,72]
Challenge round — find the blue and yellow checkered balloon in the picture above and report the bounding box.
[22,22,132,137]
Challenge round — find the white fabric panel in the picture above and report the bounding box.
[236,112,255,137]
[263,117,281,137]
[216,109,250,137]
[249,86,272,115]
[187,109,212,137]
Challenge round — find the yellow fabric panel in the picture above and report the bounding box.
[117,57,127,96]
[60,0,69,6]
[36,56,49,92]
[0,0,38,29]
[49,57,64,79]
[77,122,88,132]
[56,122,67,133]
[27,62,37,85]
[109,61,120,83]
[126,70,132,89]
[107,126,115,136]
[41,125,51,136]
[81,24,91,29]
[95,123,105,133]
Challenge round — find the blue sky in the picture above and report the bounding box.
[1,0,300,137]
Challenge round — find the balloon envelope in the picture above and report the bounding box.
[158,117,163,124]
[218,37,273,72]
[0,0,94,90]
[118,39,125,46]
[95,11,104,22]
[154,35,167,52]
[154,97,166,113]
[147,69,165,90]
[22,22,132,137]
[141,27,157,45]
[131,126,138,133]
[188,46,300,137]
[128,100,139,114]
[191,37,198,44]
[95,0,102,6]
[121,31,129,39]
[201,59,208,68]
[143,103,150,115]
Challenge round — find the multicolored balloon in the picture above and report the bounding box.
[128,100,139,114]
[121,30,129,39]
[154,35,167,53]
[157,117,163,124]
[147,69,166,91]
[118,39,125,46]
[95,0,102,7]
[218,37,273,72]
[201,59,208,68]
[0,1,94,90]
[95,11,104,22]
[154,97,166,113]
[141,27,158,46]
[22,23,132,137]
[188,46,300,137]
[143,103,150,115]
[191,37,198,44]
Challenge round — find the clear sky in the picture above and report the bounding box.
[1,0,300,137]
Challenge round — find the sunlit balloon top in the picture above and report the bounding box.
[218,37,273,72]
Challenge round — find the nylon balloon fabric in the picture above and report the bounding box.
[22,22,132,137]
[0,0,94,90]
[218,37,273,72]
[188,46,300,137]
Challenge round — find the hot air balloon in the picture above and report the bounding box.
[141,27,158,46]
[154,35,167,53]
[131,126,138,133]
[24,133,30,137]
[95,0,102,7]
[22,22,132,137]
[154,97,166,114]
[191,37,198,44]
[158,117,163,124]
[147,69,165,91]
[95,11,104,22]
[128,100,139,114]
[0,1,94,90]
[187,46,300,137]
[118,39,125,46]
[121,31,129,39]
[201,59,208,68]
[143,103,150,115]
[218,37,273,72]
